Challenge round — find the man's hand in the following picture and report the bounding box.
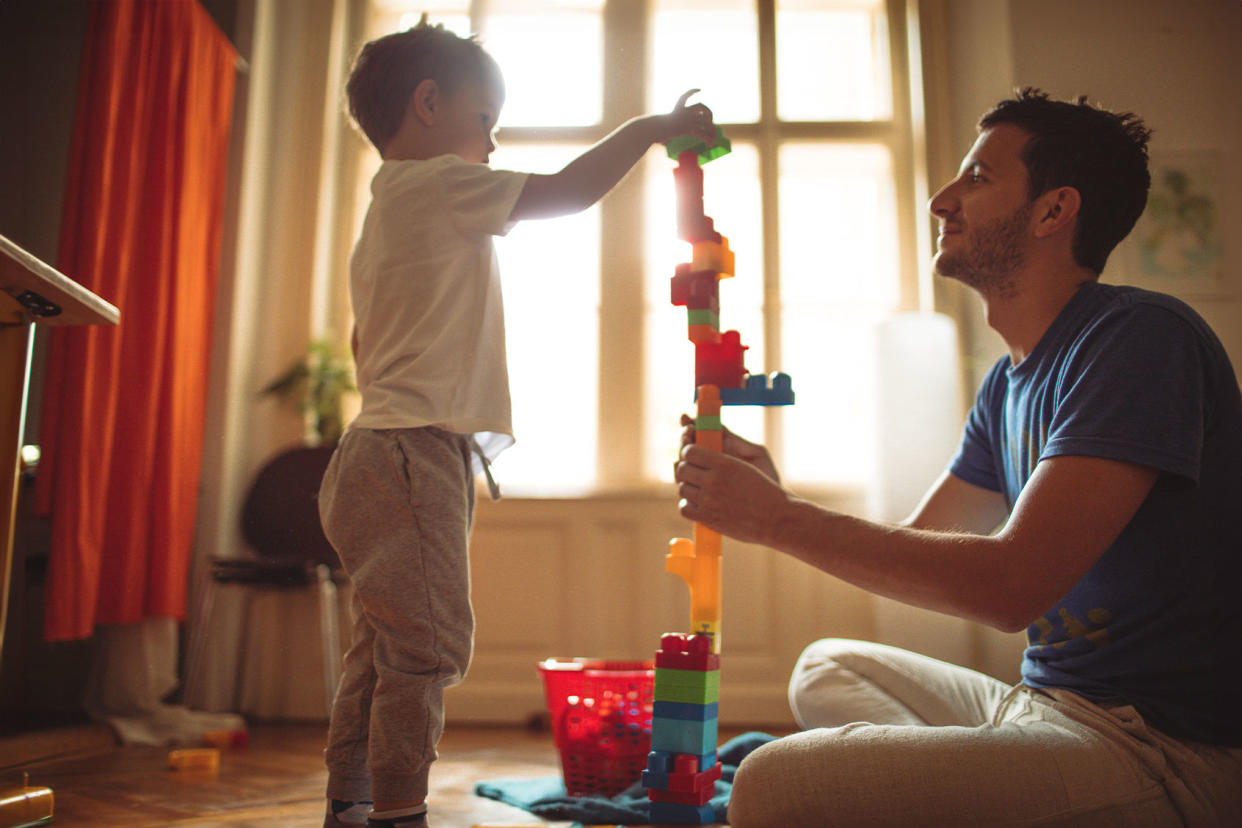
[678,413,780,482]
[674,438,794,547]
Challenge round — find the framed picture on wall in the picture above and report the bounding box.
[1120,150,1224,297]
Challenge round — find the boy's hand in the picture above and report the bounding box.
[658,89,716,147]
[678,413,780,484]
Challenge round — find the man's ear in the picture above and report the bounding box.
[411,78,439,126]
[1033,186,1081,239]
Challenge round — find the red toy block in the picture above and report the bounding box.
[655,757,722,796]
[688,324,721,345]
[655,633,721,671]
[650,783,713,806]
[694,330,747,389]
[670,265,720,312]
[674,152,718,243]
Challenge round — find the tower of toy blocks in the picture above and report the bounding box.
[644,128,794,824]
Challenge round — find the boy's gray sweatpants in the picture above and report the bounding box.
[318,426,477,804]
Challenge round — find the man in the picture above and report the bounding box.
[675,88,1242,826]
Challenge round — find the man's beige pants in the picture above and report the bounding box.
[728,639,1242,826]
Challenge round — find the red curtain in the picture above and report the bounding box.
[34,0,237,641]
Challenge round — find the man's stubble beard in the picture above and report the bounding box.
[933,201,1034,300]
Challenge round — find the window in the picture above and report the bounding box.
[363,0,924,497]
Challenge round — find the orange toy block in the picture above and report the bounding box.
[168,748,219,771]
[691,235,734,278]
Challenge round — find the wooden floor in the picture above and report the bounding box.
[3,722,740,827]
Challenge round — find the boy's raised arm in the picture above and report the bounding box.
[508,89,715,221]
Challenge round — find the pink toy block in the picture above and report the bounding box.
[655,633,721,671]
[694,330,747,389]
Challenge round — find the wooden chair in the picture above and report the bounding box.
[185,444,344,716]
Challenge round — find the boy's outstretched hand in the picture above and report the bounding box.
[658,89,717,147]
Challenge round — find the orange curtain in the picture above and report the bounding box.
[34,0,237,641]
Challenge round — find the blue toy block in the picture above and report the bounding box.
[653,700,718,722]
[719,371,795,406]
[649,800,716,823]
[651,716,717,756]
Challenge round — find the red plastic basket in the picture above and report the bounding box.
[537,658,654,796]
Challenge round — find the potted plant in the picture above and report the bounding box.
[261,338,355,446]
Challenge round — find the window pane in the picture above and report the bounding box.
[776,0,892,121]
[778,142,898,485]
[481,3,604,127]
[649,0,760,124]
[644,144,764,482]
[489,144,600,495]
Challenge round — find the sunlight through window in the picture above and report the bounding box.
[776,0,892,122]
[643,145,764,482]
[649,0,760,124]
[489,144,600,496]
[358,0,918,496]
[778,142,898,485]
[481,1,604,127]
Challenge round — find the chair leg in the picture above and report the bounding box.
[316,564,342,717]
[182,568,218,706]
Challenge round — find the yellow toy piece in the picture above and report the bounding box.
[666,384,725,653]
[168,747,220,772]
[0,773,53,828]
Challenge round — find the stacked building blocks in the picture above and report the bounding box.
[644,634,723,824]
[646,127,796,823]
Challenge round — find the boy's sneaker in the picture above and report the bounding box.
[366,803,428,827]
[324,799,372,827]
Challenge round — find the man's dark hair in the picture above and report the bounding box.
[345,18,501,153]
[979,87,1152,274]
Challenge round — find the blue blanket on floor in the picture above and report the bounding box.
[474,731,777,825]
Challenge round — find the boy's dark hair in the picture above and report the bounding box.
[345,17,501,153]
[979,87,1152,274]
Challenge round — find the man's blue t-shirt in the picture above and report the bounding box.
[949,281,1242,746]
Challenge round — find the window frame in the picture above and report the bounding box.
[364,0,930,498]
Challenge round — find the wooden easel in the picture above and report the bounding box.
[0,233,118,827]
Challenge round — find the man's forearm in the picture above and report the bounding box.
[765,496,1028,631]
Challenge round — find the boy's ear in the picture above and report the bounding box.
[1033,186,1082,239]
[411,78,439,126]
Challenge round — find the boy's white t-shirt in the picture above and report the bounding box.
[348,154,529,463]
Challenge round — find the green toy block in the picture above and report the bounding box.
[666,125,732,165]
[695,415,722,432]
[686,308,719,328]
[654,667,720,705]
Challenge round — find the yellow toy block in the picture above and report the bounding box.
[168,747,219,771]
[666,535,722,653]
[0,774,53,827]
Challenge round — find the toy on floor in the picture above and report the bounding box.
[646,127,794,823]
[0,772,54,828]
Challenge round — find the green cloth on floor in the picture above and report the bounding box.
[474,731,776,825]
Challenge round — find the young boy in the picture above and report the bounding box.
[318,19,716,828]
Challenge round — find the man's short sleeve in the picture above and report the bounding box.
[949,357,1007,493]
[1043,303,1204,483]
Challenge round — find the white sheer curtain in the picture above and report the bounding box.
[186,0,367,718]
